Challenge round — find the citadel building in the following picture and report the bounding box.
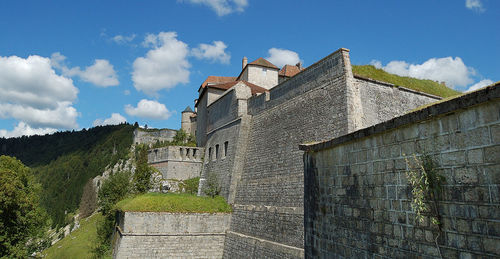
[116,48,500,258]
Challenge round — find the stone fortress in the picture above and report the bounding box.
[115,48,499,258]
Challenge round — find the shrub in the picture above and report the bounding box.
[180,177,200,194]
[203,172,221,198]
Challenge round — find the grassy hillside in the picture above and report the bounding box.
[42,214,109,259]
[352,65,461,98]
[116,193,233,213]
[0,124,136,227]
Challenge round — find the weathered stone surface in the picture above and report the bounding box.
[301,84,500,258]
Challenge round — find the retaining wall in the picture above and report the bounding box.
[300,83,500,258]
[113,212,231,259]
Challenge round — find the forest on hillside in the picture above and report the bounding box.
[0,123,136,227]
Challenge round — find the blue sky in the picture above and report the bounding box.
[0,0,498,137]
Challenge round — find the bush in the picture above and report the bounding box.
[180,177,200,194]
[203,172,221,198]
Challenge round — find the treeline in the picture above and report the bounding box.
[0,123,136,227]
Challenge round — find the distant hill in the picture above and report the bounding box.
[352,65,461,98]
[0,124,136,227]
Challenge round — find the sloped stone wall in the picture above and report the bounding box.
[113,212,231,259]
[301,83,500,258]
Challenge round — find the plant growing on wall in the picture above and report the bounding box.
[405,154,445,258]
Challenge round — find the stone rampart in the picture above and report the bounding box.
[148,146,204,180]
[113,212,231,258]
[300,83,500,258]
[133,128,177,145]
[222,48,441,258]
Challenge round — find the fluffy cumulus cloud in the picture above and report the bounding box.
[181,0,248,16]
[466,0,485,12]
[125,99,172,120]
[370,57,476,88]
[266,48,301,68]
[466,79,494,92]
[192,41,230,64]
[0,122,58,138]
[51,52,119,87]
[93,113,127,126]
[132,32,190,95]
[0,55,80,137]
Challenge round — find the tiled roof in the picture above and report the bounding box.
[208,81,268,95]
[279,64,304,77]
[200,76,237,89]
[248,58,278,69]
[182,106,193,113]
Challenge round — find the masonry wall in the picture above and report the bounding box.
[148,146,204,180]
[355,76,440,127]
[200,84,252,200]
[113,212,231,259]
[301,84,500,258]
[133,128,177,145]
[223,49,351,258]
[222,49,442,258]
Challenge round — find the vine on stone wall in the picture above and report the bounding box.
[405,154,446,258]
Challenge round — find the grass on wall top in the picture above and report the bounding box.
[115,193,233,213]
[352,65,462,98]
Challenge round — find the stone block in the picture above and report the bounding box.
[454,167,478,184]
[491,124,500,144]
[442,151,466,166]
[483,237,500,254]
[467,148,483,164]
[484,145,500,163]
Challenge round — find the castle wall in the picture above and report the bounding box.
[148,146,204,180]
[200,83,252,200]
[221,49,441,258]
[133,128,177,145]
[113,212,231,259]
[300,83,500,258]
[355,76,440,127]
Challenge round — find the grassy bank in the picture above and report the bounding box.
[115,193,232,213]
[352,65,461,98]
[42,214,108,259]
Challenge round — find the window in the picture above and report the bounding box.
[224,141,228,158]
[208,147,212,162]
[193,149,197,158]
[215,144,220,160]
[262,68,267,76]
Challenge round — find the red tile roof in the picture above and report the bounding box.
[200,76,237,89]
[279,64,304,77]
[248,58,278,69]
[208,81,268,95]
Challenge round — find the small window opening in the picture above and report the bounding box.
[215,144,220,160]
[224,141,228,158]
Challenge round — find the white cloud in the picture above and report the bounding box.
[266,48,301,68]
[0,122,57,138]
[466,0,485,12]
[125,99,172,120]
[192,41,230,64]
[132,32,190,95]
[93,113,127,126]
[111,34,136,44]
[371,57,475,88]
[0,55,79,132]
[181,0,248,16]
[466,79,494,92]
[51,52,119,87]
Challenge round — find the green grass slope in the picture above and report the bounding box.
[116,193,233,213]
[42,214,107,259]
[352,65,461,98]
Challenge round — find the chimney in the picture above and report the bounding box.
[242,57,248,70]
[296,62,302,70]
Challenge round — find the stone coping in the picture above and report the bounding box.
[299,82,500,152]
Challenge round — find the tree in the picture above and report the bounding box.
[133,145,153,193]
[0,155,49,258]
